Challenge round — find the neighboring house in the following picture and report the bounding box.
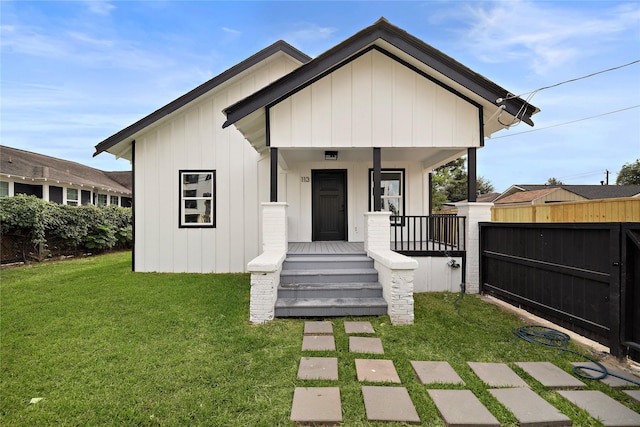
[495,184,640,206]
[438,192,501,214]
[0,145,132,207]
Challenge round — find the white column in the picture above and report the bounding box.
[364,211,391,252]
[455,202,493,294]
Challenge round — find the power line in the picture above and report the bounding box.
[489,105,640,140]
[499,59,640,102]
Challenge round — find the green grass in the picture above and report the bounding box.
[1,252,638,426]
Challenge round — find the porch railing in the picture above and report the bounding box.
[390,214,466,256]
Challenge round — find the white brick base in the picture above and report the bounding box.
[455,202,493,294]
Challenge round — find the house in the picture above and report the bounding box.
[0,145,132,207]
[94,18,538,323]
[495,184,640,206]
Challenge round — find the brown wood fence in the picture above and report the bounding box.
[492,197,640,223]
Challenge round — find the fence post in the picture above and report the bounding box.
[455,202,493,294]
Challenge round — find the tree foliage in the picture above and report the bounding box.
[431,158,495,211]
[616,159,640,185]
[546,177,564,185]
[1,195,132,262]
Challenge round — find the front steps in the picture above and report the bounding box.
[275,253,388,317]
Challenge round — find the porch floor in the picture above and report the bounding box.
[288,241,365,254]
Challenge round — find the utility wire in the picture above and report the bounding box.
[490,105,640,140]
[500,59,640,101]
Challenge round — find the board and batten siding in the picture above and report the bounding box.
[134,54,302,273]
[269,49,481,149]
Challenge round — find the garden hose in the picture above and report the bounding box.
[513,325,640,386]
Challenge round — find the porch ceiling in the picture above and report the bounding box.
[278,147,466,171]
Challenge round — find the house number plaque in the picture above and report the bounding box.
[301,177,310,183]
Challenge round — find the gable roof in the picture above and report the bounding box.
[223,17,538,131]
[1,145,132,194]
[494,187,560,204]
[499,184,640,201]
[93,41,311,158]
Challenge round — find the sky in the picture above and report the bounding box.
[1,0,639,192]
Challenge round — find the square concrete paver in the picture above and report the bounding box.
[349,337,384,354]
[298,357,339,380]
[290,387,342,423]
[344,321,375,334]
[355,359,401,383]
[362,386,420,424]
[571,361,640,387]
[624,389,640,402]
[515,361,585,389]
[302,335,335,351]
[304,321,333,335]
[411,361,465,385]
[428,389,499,426]
[490,388,572,426]
[558,390,640,426]
[468,362,529,388]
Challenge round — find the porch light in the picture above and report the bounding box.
[325,151,338,160]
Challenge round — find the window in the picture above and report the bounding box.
[369,169,405,224]
[96,194,108,207]
[0,181,8,198]
[179,170,215,228]
[67,188,79,205]
[110,195,119,206]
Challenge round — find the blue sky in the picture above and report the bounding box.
[1,0,639,192]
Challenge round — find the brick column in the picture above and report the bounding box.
[261,202,288,253]
[364,211,391,252]
[455,202,493,294]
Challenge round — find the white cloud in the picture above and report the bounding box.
[456,1,640,75]
[84,0,116,16]
[222,27,241,36]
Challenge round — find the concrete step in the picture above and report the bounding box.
[280,268,379,284]
[283,254,373,270]
[278,282,383,299]
[275,297,387,317]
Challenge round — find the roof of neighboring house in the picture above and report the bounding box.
[443,192,502,206]
[223,17,539,130]
[494,187,560,205]
[93,41,311,157]
[499,184,640,201]
[1,145,132,195]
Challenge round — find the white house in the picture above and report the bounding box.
[94,18,539,323]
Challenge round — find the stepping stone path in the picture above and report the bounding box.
[290,321,640,425]
[571,361,640,387]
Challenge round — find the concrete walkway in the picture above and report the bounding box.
[291,321,640,425]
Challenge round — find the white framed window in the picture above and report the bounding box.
[179,170,215,228]
[110,195,119,206]
[369,169,405,225]
[0,181,8,198]
[96,194,107,207]
[66,188,79,206]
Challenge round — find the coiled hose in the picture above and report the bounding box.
[514,325,640,386]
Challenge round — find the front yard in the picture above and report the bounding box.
[1,252,637,426]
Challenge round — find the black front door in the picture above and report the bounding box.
[312,170,346,241]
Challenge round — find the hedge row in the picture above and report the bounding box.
[0,195,132,263]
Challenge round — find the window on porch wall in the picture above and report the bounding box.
[369,169,405,225]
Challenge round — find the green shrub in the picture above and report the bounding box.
[0,195,132,262]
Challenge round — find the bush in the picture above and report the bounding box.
[0,195,133,262]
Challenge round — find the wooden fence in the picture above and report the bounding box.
[492,197,640,223]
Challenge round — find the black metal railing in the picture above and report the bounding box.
[390,215,466,255]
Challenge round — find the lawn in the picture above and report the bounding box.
[1,252,638,426]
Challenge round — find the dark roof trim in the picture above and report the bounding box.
[94,41,311,157]
[223,18,537,129]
